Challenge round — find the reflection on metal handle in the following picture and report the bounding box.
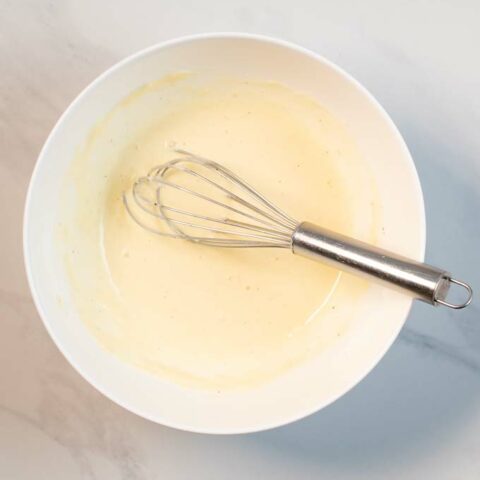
[292,222,473,309]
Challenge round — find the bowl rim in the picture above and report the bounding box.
[23,32,426,434]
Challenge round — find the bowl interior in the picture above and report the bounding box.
[24,35,425,433]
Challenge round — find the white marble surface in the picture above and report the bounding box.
[1,0,479,478]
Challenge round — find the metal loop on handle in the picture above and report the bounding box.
[435,278,473,309]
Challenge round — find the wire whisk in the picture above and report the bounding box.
[123,150,472,309]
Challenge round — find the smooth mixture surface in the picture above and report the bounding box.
[62,76,377,389]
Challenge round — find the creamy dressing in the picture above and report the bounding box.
[61,76,378,389]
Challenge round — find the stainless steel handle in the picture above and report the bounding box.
[292,222,472,309]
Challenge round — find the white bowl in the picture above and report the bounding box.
[24,33,425,434]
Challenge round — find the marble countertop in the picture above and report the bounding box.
[1,0,479,478]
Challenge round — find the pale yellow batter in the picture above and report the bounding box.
[61,75,377,389]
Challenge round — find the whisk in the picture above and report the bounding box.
[123,150,472,309]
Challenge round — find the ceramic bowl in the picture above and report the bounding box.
[24,33,425,433]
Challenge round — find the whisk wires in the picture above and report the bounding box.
[123,150,298,248]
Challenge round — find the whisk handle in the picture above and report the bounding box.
[292,222,472,309]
